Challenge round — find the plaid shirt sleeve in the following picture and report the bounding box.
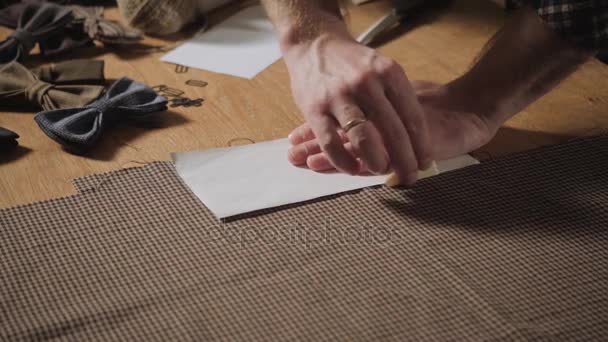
[507,0,607,52]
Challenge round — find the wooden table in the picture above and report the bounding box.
[1,0,607,208]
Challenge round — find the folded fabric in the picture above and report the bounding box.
[35,77,168,153]
[38,23,94,56]
[0,127,19,150]
[0,3,73,63]
[116,0,233,35]
[0,0,113,8]
[32,59,105,85]
[0,2,140,52]
[53,0,117,4]
[0,2,24,28]
[116,0,200,35]
[70,5,142,44]
[0,1,93,54]
[0,60,104,111]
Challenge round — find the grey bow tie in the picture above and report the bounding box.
[0,3,73,63]
[35,77,168,154]
[0,2,142,48]
[0,126,19,151]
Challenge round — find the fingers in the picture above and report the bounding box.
[331,100,389,175]
[287,54,432,184]
[288,138,356,171]
[308,114,360,175]
[288,130,347,166]
[288,123,348,147]
[409,80,441,93]
[307,142,359,171]
[300,142,372,174]
[345,117,390,175]
[383,66,432,170]
[360,81,420,185]
[306,153,336,171]
[287,139,319,166]
[288,123,316,145]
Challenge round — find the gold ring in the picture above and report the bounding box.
[342,118,368,133]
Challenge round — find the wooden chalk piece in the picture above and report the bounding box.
[385,173,401,188]
[385,161,439,187]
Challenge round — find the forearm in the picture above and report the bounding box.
[450,6,595,126]
[260,0,346,51]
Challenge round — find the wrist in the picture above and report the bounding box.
[443,7,592,129]
[277,13,350,55]
[445,74,511,128]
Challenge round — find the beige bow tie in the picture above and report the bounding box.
[70,5,143,44]
[32,59,106,85]
[0,60,105,111]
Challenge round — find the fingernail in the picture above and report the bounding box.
[288,147,305,165]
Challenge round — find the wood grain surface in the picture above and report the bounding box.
[1,0,607,208]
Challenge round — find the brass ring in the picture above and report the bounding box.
[342,118,368,133]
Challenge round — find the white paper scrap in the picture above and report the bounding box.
[161,5,282,79]
[173,139,479,218]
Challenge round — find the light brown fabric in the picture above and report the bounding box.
[1,134,608,341]
[32,59,105,85]
[0,60,104,110]
[70,5,143,44]
[116,0,199,35]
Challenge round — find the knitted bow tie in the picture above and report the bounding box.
[35,77,168,153]
[70,5,142,44]
[0,127,19,151]
[0,60,105,111]
[0,3,73,63]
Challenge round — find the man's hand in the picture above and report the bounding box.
[261,0,432,185]
[282,32,432,184]
[287,81,498,172]
[263,1,592,184]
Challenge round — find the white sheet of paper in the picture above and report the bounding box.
[161,5,281,79]
[173,139,479,219]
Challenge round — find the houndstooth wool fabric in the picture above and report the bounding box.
[2,134,608,341]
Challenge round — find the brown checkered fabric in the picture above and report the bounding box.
[2,134,608,341]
